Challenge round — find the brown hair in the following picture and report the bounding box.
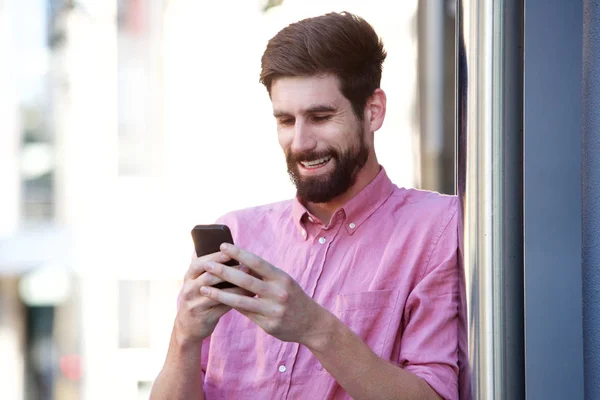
[260,12,387,120]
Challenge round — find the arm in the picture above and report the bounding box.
[304,233,461,400]
[305,310,442,400]
[150,328,206,400]
[150,251,252,400]
[396,208,461,400]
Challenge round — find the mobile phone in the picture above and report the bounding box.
[191,224,237,289]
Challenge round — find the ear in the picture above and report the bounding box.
[364,88,387,133]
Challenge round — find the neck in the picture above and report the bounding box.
[305,157,381,225]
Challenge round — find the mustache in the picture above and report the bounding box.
[286,149,338,164]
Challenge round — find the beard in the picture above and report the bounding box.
[286,129,369,204]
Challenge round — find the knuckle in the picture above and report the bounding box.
[281,275,295,290]
[239,275,255,290]
[185,263,200,279]
[232,296,247,309]
[275,289,289,303]
[214,266,228,281]
[219,252,230,263]
[198,272,213,285]
[271,304,286,319]
[230,246,240,256]
[216,264,227,275]
[181,282,196,302]
[265,319,284,335]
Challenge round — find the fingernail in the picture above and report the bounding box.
[220,243,231,251]
[200,286,209,295]
[204,262,214,271]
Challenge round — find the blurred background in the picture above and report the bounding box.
[0,0,456,398]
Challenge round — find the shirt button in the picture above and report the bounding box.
[318,237,326,244]
[349,222,356,229]
[302,230,307,237]
[278,365,287,373]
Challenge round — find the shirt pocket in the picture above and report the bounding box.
[334,289,400,356]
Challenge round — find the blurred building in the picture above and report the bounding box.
[0,1,69,399]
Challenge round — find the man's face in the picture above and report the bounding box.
[271,75,370,204]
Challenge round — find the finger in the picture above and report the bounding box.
[181,278,234,307]
[235,307,262,323]
[180,288,225,309]
[189,269,255,299]
[196,272,226,287]
[223,285,257,298]
[219,244,279,280]
[200,286,264,314]
[239,264,262,281]
[186,268,255,302]
[185,251,234,280]
[194,264,250,288]
[205,261,270,296]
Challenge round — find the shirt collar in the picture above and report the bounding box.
[291,195,310,234]
[291,166,395,236]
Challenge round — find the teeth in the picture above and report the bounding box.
[301,156,331,167]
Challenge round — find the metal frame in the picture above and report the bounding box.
[456,0,525,398]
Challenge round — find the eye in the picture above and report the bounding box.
[277,117,295,127]
[311,115,332,123]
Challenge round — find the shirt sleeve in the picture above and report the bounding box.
[201,335,211,375]
[398,204,460,400]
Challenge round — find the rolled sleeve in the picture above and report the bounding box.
[399,208,460,400]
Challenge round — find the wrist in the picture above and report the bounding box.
[302,308,343,353]
[173,319,206,352]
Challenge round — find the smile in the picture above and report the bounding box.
[300,156,332,169]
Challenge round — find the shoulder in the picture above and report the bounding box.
[384,188,460,265]
[400,190,459,274]
[215,199,294,238]
[390,187,458,226]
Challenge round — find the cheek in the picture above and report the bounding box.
[277,129,293,153]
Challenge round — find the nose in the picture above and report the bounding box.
[290,120,317,154]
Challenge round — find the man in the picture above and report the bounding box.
[151,11,469,400]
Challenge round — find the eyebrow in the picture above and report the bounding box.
[273,104,337,118]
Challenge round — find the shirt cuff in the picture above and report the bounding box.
[404,364,458,400]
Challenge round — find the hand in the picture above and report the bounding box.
[176,250,253,345]
[198,243,330,345]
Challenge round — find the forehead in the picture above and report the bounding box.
[270,75,346,113]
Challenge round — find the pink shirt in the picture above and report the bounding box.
[200,168,471,400]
